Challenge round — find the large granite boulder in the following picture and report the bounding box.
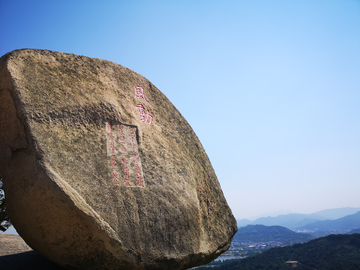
[0,49,237,270]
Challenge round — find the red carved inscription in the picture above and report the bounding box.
[106,121,145,187]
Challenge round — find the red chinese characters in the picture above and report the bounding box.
[104,86,153,186]
[134,86,149,103]
[105,121,145,187]
[133,86,153,125]
[118,124,131,186]
[135,104,153,125]
[129,127,143,187]
[106,121,120,185]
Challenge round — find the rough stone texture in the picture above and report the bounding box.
[0,233,32,256]
[0,49,237,270]
[0,233,66,269]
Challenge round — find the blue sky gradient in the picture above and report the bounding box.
[1,0,360,220]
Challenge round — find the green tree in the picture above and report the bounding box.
[0,176,11,232]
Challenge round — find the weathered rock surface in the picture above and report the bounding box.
[0,233,32,256]
[0,49,237,270]
[0,233,66,269]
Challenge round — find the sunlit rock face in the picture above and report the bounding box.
[0,49,237,270]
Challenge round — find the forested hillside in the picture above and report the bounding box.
[197,234,360,270]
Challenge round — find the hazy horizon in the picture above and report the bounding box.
[1,1,360,221]
[2,205,360,236]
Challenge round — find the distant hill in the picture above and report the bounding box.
[237,207,360,229]
[347,228,360,234]
[298,211,360,232]
[233,225,314,244]
[252,213,323,229]
[236,219,252,227]
[314,207,360,220]
[198,233,360,270]
[237,213,324,229]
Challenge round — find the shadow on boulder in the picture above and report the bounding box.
[0,251,66,270]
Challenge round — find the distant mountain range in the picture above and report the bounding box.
[233,225,315,244]
[237,207,360,230]
[298,211,360,232]
[198,233,360,270]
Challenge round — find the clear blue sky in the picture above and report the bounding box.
[1,0,360,220]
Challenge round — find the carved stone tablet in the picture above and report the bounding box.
[0,49,237,270]
[105,121,145,187]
